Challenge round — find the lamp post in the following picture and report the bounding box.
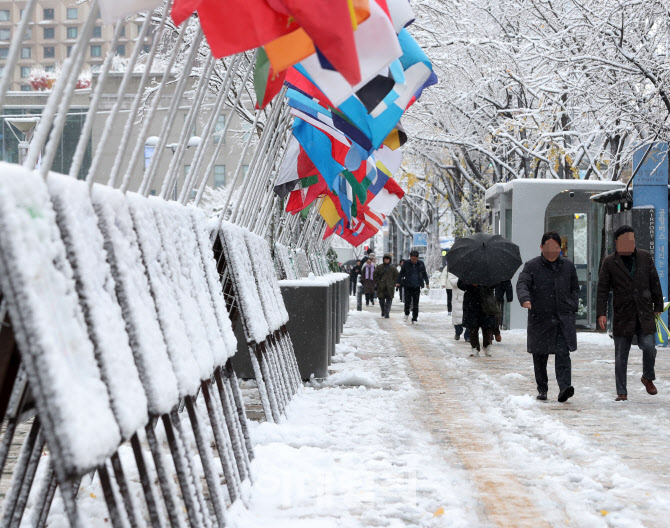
[6,117,40,165]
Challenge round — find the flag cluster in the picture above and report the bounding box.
[101,0,436,246]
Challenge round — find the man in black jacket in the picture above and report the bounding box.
[396,250,429,324]
[596,225,663,401]
[349,260,361,296]
[517,231,579,402]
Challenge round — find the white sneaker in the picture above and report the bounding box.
[484,347,492,357]
[403,315,409,322]
[470,351,480,357]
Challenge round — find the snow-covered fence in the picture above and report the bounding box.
[211,222,302,423]
[0,163,257,527]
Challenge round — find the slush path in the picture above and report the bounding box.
[236,296,670,527]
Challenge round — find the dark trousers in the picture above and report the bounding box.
[613,332,656,395]
[404,287,421,320]
[379,297,393,317]
[350,278,358,295]
[494,300,504,335]
[533,331,571,393]
[446,289,453,312]
[365,293,375,305]
[398,286,404,302]
[454,325,470,341]
[469,327,494,351]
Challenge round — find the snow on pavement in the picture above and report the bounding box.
[235,301,670,527]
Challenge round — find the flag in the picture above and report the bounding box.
[383,123,407,150]
[274,136,301,198]
[296,0,402,107]
[263,0,371,79]
[367,174,404,215]
[100,0,161,23]
[254,48,287,109]
[319,195,343,228]
[386,0,415,32]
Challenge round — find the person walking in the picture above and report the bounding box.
[458,280,498,357]
[397,259,405,302]
[596,225,663,401]
[493,280,513,342]
[440,265,453,314]
[349,260,361,296]
[374,254,399,318]
[449,272,470,342]
[361,254,376,306]
[517,231,579,402]
[397,250,429,324]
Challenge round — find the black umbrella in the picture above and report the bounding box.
[446,233,522,286]
[343,259,360,267]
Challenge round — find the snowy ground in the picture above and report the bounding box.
[234,297,670,528]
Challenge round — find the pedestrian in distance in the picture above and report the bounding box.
[361,254,376,306]
[350,260,361,296]
[397,250,429,324]
[596,225,663,401]
[449,272,470,342]
[493,280,513,342]
[374,254,399,319]
[457,279,498,357]
[440,265,453,314]
[517,231,578,403]
[397,259,405,302]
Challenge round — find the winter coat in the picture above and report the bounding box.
[374,262,399,299]
[440,266,452,289]
[516,255,579,355]
[398,260,429,289]
[360,262,376,295]
[350,264,361,281]
[458,279,498,329]
[596,249,663,337]
[494,280,513,303]
[449,274,465,326]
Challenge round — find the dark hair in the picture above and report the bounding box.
[410,250,419,257]
[541,231,562,246]
[614,225,635,241]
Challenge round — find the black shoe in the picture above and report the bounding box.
[558,386,574,403]
[384,315,390,318]
[455,334,460,341]
[537,391,547,401]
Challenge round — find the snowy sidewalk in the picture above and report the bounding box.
[234,299,670,528]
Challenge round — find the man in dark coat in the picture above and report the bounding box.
[596,225,663,401]
[517,231,579,402]
[457,280,498,357]
[349,260,361,296]
[374,254,399,318]
[493,279,513,342]
[396,250,429,324]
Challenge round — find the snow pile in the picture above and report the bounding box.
[0,164,120,475]
[48,174,148,440]
[91,184,180,416]
[218,222,270,344]
[127,193,202,397]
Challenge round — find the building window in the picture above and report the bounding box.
[21,47,31,59]
[0,67,4,77]
[67,27,78,39]
[93,26,102,38]
[21,85,32,92]
[0,29,10,41]
[243,165,250,177]
[0,48,8,59]
[23,29,31,40]
[43,46,55,59]
[213,114,225,144]
[45,65,54,72]
[66,8,78,19]
[142,44,151,54]
[20,67,31,78]
[120,26,126,37]
[90,45,102,57]
[214,165,226,188]
[184,165,191,177]
[0,10,10,21]
[116,44,125,56]
[43,8,54,20]
[43,27,55,39]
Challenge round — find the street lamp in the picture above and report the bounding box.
[6,117,40,165]
[144,136,201,199]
